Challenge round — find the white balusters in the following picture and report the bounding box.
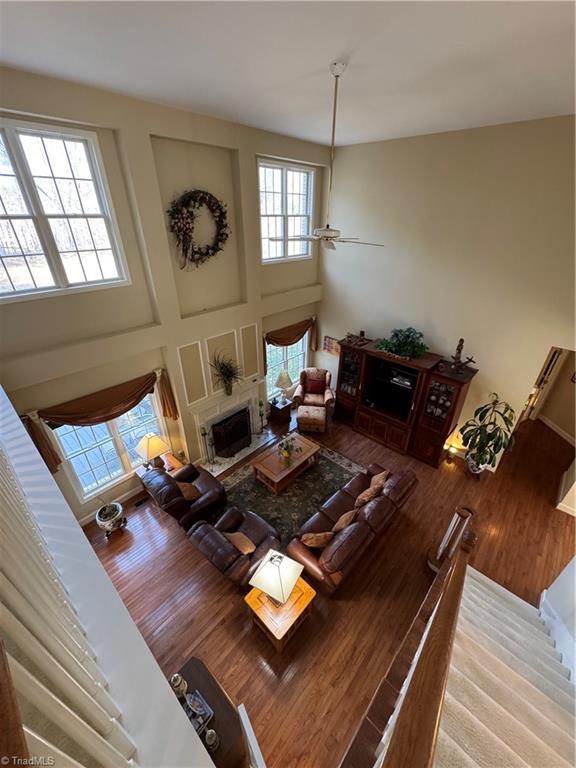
[8,655,136,767]
[24,727,88,768]
[1,387,207,768]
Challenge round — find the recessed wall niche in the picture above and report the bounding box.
[205,331,239,393]
[152,136,245,317]
[240,323,259,378]
[178,341,208,405]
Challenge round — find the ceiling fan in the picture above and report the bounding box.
[271,61,384,251]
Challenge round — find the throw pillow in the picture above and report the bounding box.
[177,482,201,501]
[301,531,334,548]
[370,470,391,494]
[223,531,256,555]
[307,377,325,395]
[332,509,357,533]
[354,484,381,509]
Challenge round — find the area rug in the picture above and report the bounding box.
[221,447,364,545]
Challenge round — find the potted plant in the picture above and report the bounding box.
[375,327,429,359]
[277,435,303,466]
[459,393,515,474]
[210,352,241,395]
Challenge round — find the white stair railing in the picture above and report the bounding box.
[0,386,213,767]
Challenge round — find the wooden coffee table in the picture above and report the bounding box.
[251,433,320,495]
[244,577,316,652]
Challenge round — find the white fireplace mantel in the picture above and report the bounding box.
[193,379,265,462]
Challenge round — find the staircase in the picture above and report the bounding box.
[435,567,575,768]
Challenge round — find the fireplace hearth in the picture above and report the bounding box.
[212,407,252,458]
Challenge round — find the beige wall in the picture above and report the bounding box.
[315,117,575,449]
[540,351,576,441]
[0,66,327,520]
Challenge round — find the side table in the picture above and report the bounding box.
[269,398,292,425]
[177,657,249,768]
[245,577,316,651]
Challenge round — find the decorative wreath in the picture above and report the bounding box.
[167,189,230,269]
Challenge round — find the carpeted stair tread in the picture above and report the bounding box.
[458,614,572,686]
[433,568,574,768]
[467,569,544,615]
[454,631,574,735]
[459,600,562,663]
[439,692,531,768]
[446,664,572,767]
[462,586,553,642]
[457,623,575,714]
[463,580,546,633]
[464,576,545,629]
[452,636,575,762]
[435,729,482,768]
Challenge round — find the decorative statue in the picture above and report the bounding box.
[451,338,476,373]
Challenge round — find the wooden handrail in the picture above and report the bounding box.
[0,638,29,761]
[427,506,473,572]
[381,536,474,768]
[339,522,476,768]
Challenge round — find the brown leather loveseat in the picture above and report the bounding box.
[287,464,418,594]
[140,464,227,531]
[188,506,280,586]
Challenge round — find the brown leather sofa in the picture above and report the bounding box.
[188,506,280,586]
[286,464,418,595]
[140,464,227,531]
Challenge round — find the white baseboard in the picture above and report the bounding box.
[538,415,576,447]
[539,589,575,680]
[79,486,143,527]
[557,501,576,517]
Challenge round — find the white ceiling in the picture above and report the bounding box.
[0,2,573,145]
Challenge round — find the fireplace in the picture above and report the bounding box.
[212,407,252,458]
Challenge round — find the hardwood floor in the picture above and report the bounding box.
[85,417,574,768]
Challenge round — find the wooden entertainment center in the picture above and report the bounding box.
[334,336,478,467]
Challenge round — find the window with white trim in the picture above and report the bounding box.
[266,334,308,399]
[0,119,127,299]
[54,394,163,498]
[258,159,314,262]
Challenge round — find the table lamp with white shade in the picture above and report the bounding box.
[248,549,303,605]
[274,370,293,405]
[136,433,170,470]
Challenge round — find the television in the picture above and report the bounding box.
[362,358,419,422]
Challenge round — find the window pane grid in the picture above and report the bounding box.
[265,335,308,398]
[0,132,55,293]
[0,122,126,298]
[259,162,314,262]
[55,395,164,497]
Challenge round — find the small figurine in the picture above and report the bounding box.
[450,338,476,373]
[204,729,220,752]
[169,673,188,699]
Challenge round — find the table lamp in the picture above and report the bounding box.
[248,549,303,605]
[136,433,170,469]
[274,370,293,405]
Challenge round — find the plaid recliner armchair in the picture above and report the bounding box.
[293,367,335,410]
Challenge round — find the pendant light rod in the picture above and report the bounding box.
[326,60,346,228]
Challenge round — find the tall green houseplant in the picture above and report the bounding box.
[459,393,515,472]
[210,352,241,396]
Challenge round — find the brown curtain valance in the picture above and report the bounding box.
[38,372,157,427]
[262,317,317,374]
[24,368,179,474]
[22,415,62,474]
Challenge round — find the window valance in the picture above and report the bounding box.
[22,368,179,474]
[263,317,317,374]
